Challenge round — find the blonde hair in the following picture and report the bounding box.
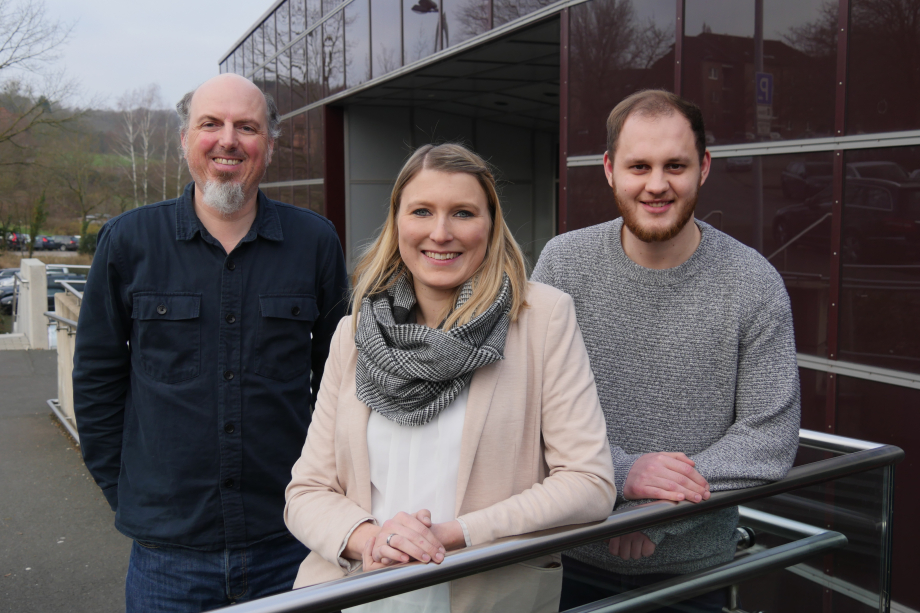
[352,143,528,331]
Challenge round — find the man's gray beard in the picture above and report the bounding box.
[201,180,246,216]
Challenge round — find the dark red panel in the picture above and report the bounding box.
[323,105,346,248]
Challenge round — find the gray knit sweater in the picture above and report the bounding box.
[531,218,801,575]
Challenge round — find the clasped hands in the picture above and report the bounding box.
[345,510,465,572]
[609,452,710,561]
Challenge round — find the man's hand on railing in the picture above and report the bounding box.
[607,531,656,560]
[623,452,711,503]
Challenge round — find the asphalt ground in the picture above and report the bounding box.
[0,350,129,613]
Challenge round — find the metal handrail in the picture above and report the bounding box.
[58,281,84,300]
[767,212,832,261]
[44,312,78,330]
[216,434,902,613]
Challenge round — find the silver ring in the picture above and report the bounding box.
[386,533,395,547]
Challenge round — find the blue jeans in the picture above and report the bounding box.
[125,534,308,612]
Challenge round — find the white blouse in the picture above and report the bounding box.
[346,386,469,613]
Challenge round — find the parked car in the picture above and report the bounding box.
[51,235,79,251]
[781,161,833,201]
[0,271,86,314]
[773,177,920,262]
[6,233,30,250]
[846,161,909,182]
[33,235,59,251]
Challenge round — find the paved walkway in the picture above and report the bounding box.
[0,350,129,613]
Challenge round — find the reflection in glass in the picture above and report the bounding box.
[683,0,835,145]
[324,10,346,96]
[291,0,307,37]
[404,0,444,63]
[291,38,308,111]
[345,0,371,88]
[797,368,826,432]
[308,107,324,179]
[837,376,920,610]
[700,152,833,356]
[307,0,322,26]
[242,38,253,76]
[839,147,920,374]
[492,0,557,28]
[277,50,293,115]
[566,166,617,232]
[847,0,920,134]
[310,184,324,216]
[568,0,675,157]
[445,0,490,46]
[372,0,403,78]
[263,59,278,110]
[292,185,310,210]
[264,15,277,64]
[276,118,294,186]
[293,112,308,181]
[307,30,324,103]
[277,2,291,49]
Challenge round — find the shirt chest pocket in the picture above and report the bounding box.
[132,293,202,384]
[254,294,318,382]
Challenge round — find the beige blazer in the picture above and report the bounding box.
[284,282,616,612]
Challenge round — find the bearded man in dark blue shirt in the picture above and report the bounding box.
[73,73,348,612]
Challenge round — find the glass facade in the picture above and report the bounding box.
[219,3,920,604]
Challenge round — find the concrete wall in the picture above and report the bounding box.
[19,259,48,350]
[344,106,557,272]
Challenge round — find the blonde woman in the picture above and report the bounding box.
[284,143,616,613]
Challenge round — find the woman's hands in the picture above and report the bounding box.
[348,510,468,572]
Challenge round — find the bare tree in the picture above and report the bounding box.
[0,1,79,152]
[116,84,162,207]
[116,93,139,207]
[50,132,113,238]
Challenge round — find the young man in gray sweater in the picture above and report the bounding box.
[532,90,801,612]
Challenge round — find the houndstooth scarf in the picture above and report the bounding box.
[355,271,513,426]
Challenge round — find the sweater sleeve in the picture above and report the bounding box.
[457,292,617,545]
[643,274,801,543]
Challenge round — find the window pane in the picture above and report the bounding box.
[847,0,920,134]
[568,0,675,157]
[291,0,307,37]
[372,0,403,78]
[493,0,557,28]
[345,0,371,88]
[264,15,277,62]
[277,1,291,48]
[307,0,322,27]
[404,0,441,63]
[565,165,616,232]
[242,38,253,76]
[253,24,267,70]
[310,184,324,216]
[276,118,294,185]
[836,376,920,611]
[683,0,836,145]
[309,107,324,179]
[839,147,920,374]
[293,112,308,179]
[797,368,827,432]
[445,0,490,46]
[277,49,293,115]
[324,10,346,96]
[291,38,308,111]
[263,59,279,108]
[699,151,834,356]
[307,29,324,102]
[292,185,311,209]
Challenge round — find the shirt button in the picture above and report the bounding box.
[223,478,235,488]
[291,306,301,316]
[226,260,236,271]
[223,370,234,381]
[225,313,236,324]
[224,422,235,434]
[156,304,167,315]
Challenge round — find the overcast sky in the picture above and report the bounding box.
[38,0,270,109]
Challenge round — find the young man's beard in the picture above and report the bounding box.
[615,186,699,243]
[201,172,246,216]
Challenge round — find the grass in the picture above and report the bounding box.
[0,251,94,269]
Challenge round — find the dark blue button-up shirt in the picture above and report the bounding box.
[73,184,348,550]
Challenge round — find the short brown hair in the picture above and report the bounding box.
[606,90,706,162]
